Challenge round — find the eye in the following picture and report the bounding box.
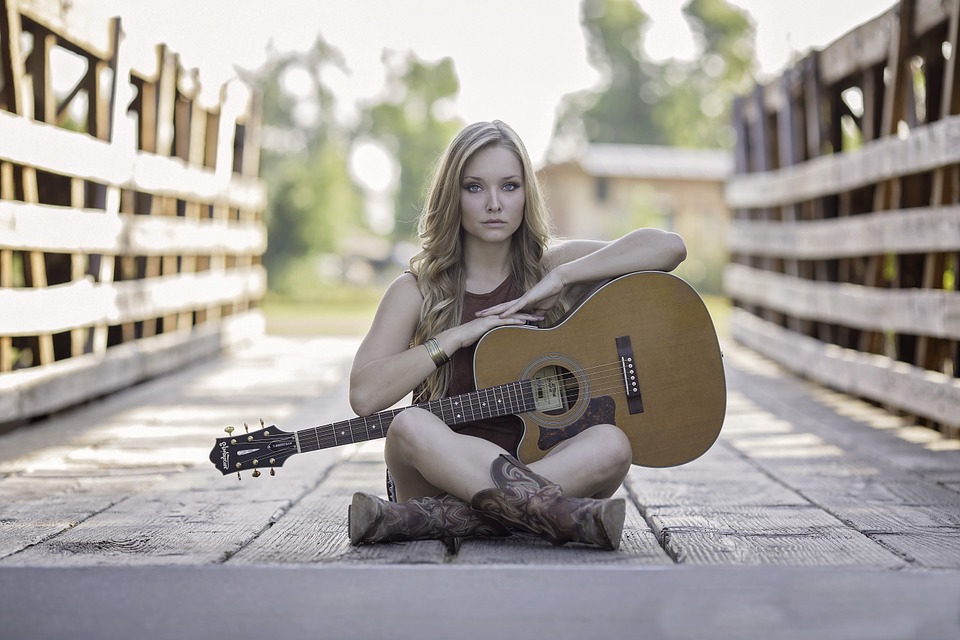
[463,183,482,193]
[502,182,521,191]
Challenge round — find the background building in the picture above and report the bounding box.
[539,144,732,293]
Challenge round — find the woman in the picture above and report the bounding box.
[348,120,686,550]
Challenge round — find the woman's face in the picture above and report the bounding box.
[459,144,525,245]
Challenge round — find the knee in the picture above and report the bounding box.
[591,424,633,477]
[384,407,435,457]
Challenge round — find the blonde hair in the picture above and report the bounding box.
[410,120,556,400]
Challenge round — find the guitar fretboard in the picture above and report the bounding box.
[294,379,536,453]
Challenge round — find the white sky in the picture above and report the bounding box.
[91,0,897,163]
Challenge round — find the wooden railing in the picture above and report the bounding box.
[726,0,960,437]
[1,0,266,424]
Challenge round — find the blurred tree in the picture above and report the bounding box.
[553,0,756,150]
[657,0,756,147]
[554,0,662,146]
[246,36,365,293]
[356,52,463,243]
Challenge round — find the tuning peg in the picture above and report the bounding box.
[236,471,241,481]
[224,426,235,436]
[243,422,249,433]
[270,468,276,476]
[252,469,261,478]
[260,418,265,428]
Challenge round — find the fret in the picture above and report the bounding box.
[487,386,499,418]
[466,389,479,421]
[521,381,533,413]
[336,419,353,445]
[370,413,386,439]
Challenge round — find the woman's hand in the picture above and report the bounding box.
[447,310,542,351]
[475,270,565,320]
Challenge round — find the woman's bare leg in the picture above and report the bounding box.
[384,408,509,502]
[384,408,632,501]
[529,424,633,498]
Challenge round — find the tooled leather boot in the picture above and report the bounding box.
[348,491,510,547]
[470,454,625,550]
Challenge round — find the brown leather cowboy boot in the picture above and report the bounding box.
[470,454,625,550]
[348,491,510,546]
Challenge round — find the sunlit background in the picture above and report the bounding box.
[82,0,897,335]
[100,0,896,162]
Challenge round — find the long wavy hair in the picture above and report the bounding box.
[410,121,558,400]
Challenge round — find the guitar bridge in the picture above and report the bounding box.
[616,336,644,414]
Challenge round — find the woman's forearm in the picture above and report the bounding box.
[554,229,686,287]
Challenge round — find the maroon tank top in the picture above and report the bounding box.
[446,276,524,455]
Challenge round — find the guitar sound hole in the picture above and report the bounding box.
[532,365,580,416]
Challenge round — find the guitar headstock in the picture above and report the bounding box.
[209,421,298,478]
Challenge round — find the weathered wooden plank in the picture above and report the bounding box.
[648,506,906,567]
[725,263,960,340]
[454,501,672,566]
[0,201,266,255]
[628,443,809,508]
[724,341,960,486]
[318,459,389,496]
[726,113,960,209]
[0,110,266,210]
[0,474,160,560]
[233,450,447,565]
[630,475,807,509]
[229,492,448,565]
[831,505,960,567]
[727,205,960,259]
[790,475,960,508]
[873,532,960,567]
[817,8,894,86]
[0,266,265,335]
[730,308,960,431]
[0,447,345,567]
[1,497,280,566]
[836,504,960,532]
[0,310,264,424]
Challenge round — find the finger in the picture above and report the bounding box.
[476,297,525,317]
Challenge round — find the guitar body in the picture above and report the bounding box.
[473,271,725,468]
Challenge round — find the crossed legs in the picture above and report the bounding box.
[349,407,633,549]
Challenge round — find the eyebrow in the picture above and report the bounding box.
[462,175,522,182]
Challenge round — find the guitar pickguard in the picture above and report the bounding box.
[536,395,617,451]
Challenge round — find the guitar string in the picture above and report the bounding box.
[234,357,671,457]
[299,359,646,450]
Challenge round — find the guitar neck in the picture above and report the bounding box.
[294,379,536,454]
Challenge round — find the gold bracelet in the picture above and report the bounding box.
[423,338,450,367]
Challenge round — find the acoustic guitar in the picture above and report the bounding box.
[209,271,726,478]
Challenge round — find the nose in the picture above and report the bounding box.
[486,191,501,213]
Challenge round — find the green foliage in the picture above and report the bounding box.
[248,36,365,287]
[356,52,464,243]
[555,0,757,149]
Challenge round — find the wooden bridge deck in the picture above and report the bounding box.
[1,334,959,638]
